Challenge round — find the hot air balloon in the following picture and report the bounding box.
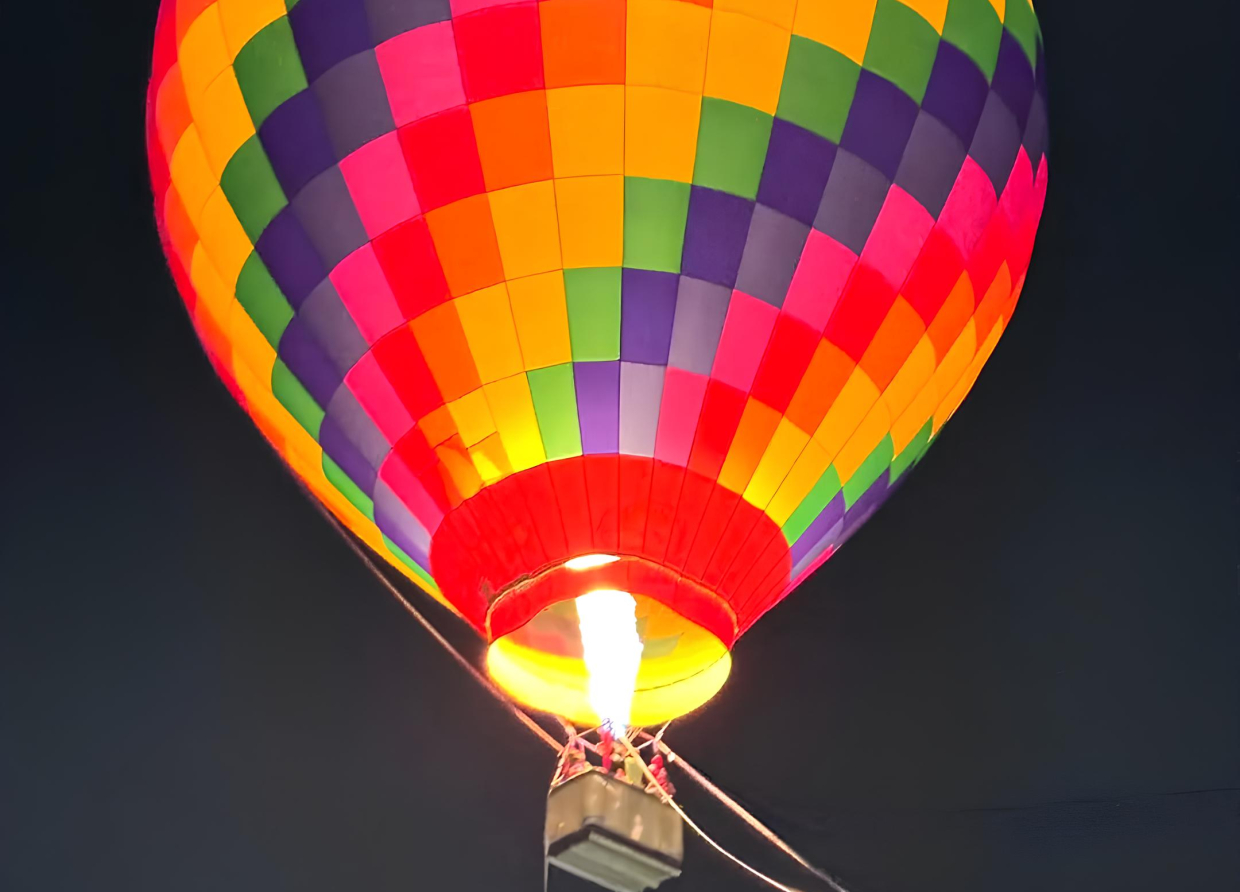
[148,0,1046,884]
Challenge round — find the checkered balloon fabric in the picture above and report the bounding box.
[149,0,1047,658]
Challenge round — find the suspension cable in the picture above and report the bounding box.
[617,736,808,892]
[314,501,562,752]
[652,741,853,892]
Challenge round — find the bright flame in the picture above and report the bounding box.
[564,553,620,571]
[575,589,643,731]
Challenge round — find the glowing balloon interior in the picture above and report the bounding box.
[148,0,1047,726]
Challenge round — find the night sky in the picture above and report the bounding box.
[2,3,1237,892]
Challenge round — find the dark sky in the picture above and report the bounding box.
[2,3,1236,892]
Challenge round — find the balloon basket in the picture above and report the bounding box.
[545,769,683,892]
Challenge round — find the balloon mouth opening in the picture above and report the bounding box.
[485,563,732,726]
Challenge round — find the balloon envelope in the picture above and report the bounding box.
[148,0,1047,724]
